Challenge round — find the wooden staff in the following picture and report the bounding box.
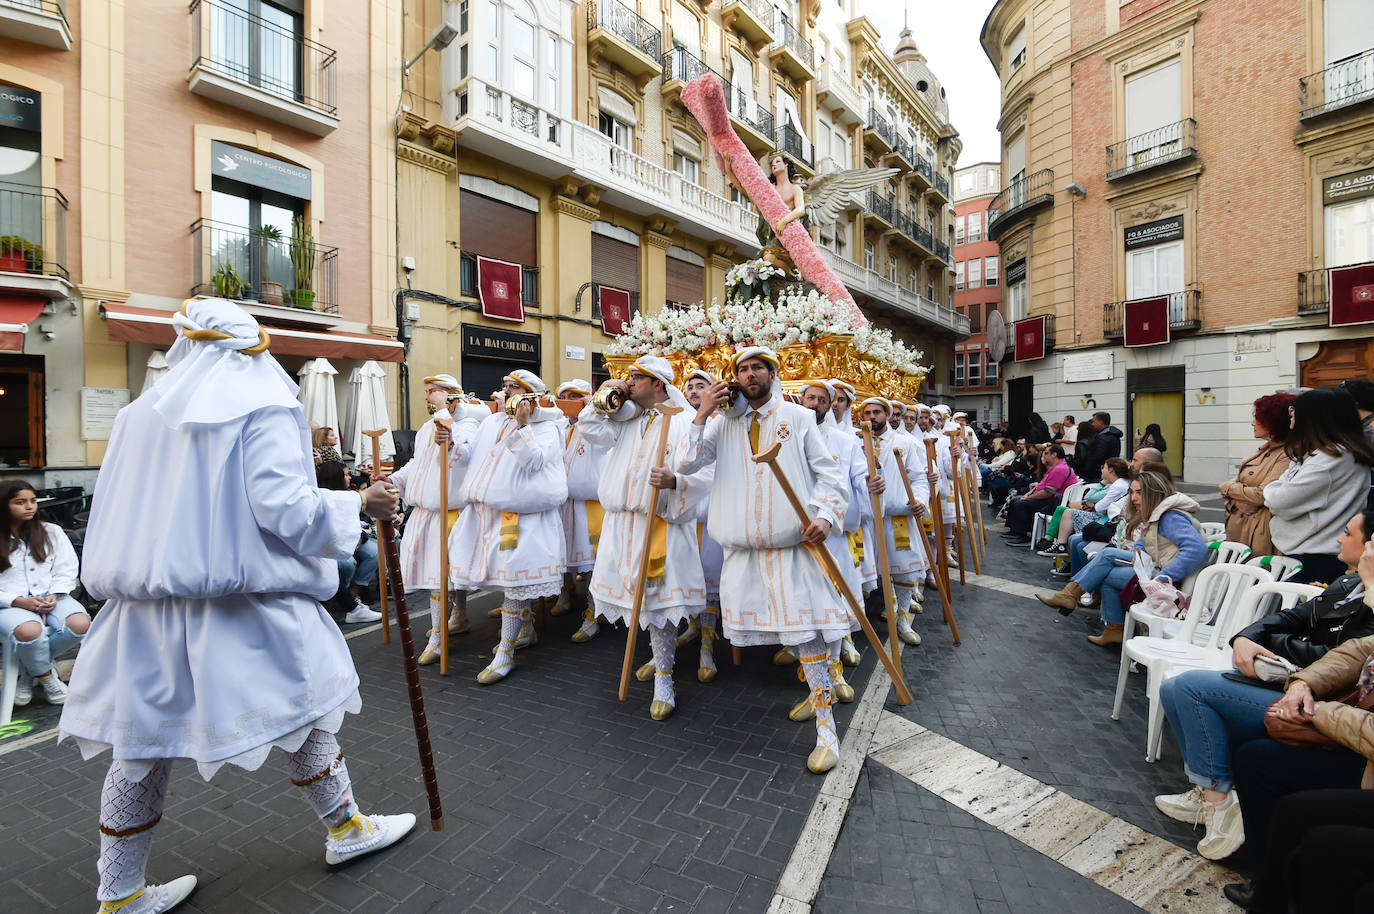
[960,428,989,547]
[363,428,392,642]
[752,443,913,706]
[898,446,958,643]
[943,430,969,585]
[619,403,683,701]
[859,422,899,669]
[954,433,983,574]
[375,504,444,830]
[921,439,954,603]
[434,414,453,675]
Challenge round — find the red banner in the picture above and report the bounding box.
[1123,296,1171,347]
[1330,263,1374,328]
[1013,315,1046,362]
[477,255,525,323]
[598,285,631,337]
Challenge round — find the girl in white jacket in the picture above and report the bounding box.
[0,480,87,706]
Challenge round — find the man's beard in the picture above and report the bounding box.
[812,405,828,425]
[742,377,770,400]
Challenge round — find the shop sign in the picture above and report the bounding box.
[0,85,40,133]
[1324,168,1374,206]
[81,387,130,441]
[211,140,312,199]
[1124,216,1184,250]
[461,324,540,363]
[1005,259,1027,286]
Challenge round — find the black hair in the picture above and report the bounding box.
[1286,388,1374,466]
[1093,411,1112,425]
[1342,379,1374,413]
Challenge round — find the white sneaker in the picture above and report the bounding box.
[344,600,382,624]
[35,670,67,704]
[12,672,31,707]
[1197,793,1245,860]
[96,875,197,914]
[325,812,416,866]
[1154,786,1206,825]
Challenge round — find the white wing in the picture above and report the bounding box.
[805,167,899,226]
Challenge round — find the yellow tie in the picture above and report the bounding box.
[748,412,761,455]
[643,408,658,439]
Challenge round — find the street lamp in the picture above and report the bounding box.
[404,23,458,74]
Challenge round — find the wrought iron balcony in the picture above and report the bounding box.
[1102,290,1201,338]
[908,152,933,188]
[888,135,914,170]
[663,46,717,86]
[934,173,950,199]
[724,82,775,151]
[190,0,337,132]
[934,238,950,262]
[770,17,815,81]
[776,123,813,170]
[1298,267,1329,316]
[865,191,894,228]
[0,0,71,49]
[190,219,338,313]
[988,169,1054,241]
[587,0,662,84]
[863,107,895,152]
[1300,48,1374,119]
[0,181,68,280]
[720,0,774,47]
[459,250,539,307]
[1106,118,1197,180]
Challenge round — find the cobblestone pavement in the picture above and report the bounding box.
[1,485,1241,913]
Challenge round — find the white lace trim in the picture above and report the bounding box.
[503,580,563,601]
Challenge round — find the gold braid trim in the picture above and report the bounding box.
[178,300,271,354]
[290,751,344,786]
[99,814,163,838]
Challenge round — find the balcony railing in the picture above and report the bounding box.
[1102,290,1201,338]
[589,0,661,62]
[865,191,893,225]
[0,0,71,49]
[0,181,68,280]
[664,46,718,85]
[892,210,915,239]
[934,238,950,262]
[772,17,814,70]
[459,250,539,307]
[988,169,1054,240]
[819,248,970,335]
[935,173,950,198]
[777,123,813,169]
[191,219,338,313]
[724,82,776,142]
[909,152,933,186]
[190,0,336,116]
[865,107,896,148]
[1106,118,1197,180]
[1298,268,1330,315]
[1300,48,1374,118]
[891,135,914,167]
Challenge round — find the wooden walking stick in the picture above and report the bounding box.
[859,422,900,669]
[921,440,954,603]
[944,430,981,576]
[752,443,913,706]
[953,434,983,575]
[897,447,958,642]
[375,503,444,830]
[944,432,968,586]
[364,429,392,643]
[434,414,453,675]
[619,403,683,701]
[960,430,989,547]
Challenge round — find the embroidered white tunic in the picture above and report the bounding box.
[924,431,957,524]
[867,426,931,582]
[390,410,478,591]
[678,394,850,646]
[561,421,607,573]
[578,405,711,629]
[447,411,567,598]
[821,423,870,600]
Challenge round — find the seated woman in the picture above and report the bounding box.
[1151,507,1374,865]
[1034,469,1207,646]
[0,479,88,706]
[316,462,382,625]
[1220,392,1296,557]
[996,445,1041,514]
[1038,457,1130,557]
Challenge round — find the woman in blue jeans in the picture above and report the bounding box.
[1036,470,1207,646]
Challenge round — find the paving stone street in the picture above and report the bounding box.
[1,486,1243,913]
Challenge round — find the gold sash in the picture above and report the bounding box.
[499,511,519,550]
[846,530,864,567]
[892,516,911,551]
[586,500,604,549]
[647,515,668,582]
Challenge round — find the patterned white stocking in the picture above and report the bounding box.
[287,729,357,829]
[479,598,526,682]
[650,623,677,712]
[97,759,173,902]
[798,638,839,762]
[698,609,718,677]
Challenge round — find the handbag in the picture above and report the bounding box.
[1264,686,1374,748]
[1081,521,1114,543]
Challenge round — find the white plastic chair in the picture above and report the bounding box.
[1,639,18,726]
[1209,540,1253,566]
[1246,554,1304,582]
[1200,521,1226,542]
[1112,564,1276,760]
[1030,482,1087,549]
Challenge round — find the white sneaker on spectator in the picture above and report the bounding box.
[35,670,67,704]
[12,672,31,707]
[325,812,416,866]
[344,599,382,624]
[1197,792,1244,860]
[1154,786,1206,825]
[95,875,197,914]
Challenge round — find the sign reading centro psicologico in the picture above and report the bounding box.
[211,140,312,200]
[1324,168,1374,206]
[462,324,541,363]
[0,85,40,133]
[1124,216,1184,250]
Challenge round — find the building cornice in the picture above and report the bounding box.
[552,194,601,223]
[1072,1,1204,65]
[398,141,457,175]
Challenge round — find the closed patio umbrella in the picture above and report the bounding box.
[350,359,394,469]
[140,351,170,396]
[297,358,340,435]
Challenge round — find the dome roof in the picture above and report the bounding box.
[894,26,922,62]
[900,57,949,123]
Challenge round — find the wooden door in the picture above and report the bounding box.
[1131,391,1183,478]
[1300,337,1374,389]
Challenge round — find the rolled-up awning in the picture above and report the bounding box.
[98,301,405,363]
[0,293,48,352]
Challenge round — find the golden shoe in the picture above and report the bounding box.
[447,614,470,635]
[788,695,815,722]
[697,665,717,684]
[476,663,511,685]
[514,628,538,650]
[807,745,839,774]
[912,601,924,615]
[649,700,675,721]
[898,628,922,646]
[418,629,442,665]
[635,660,656,682]
[549,592,572,616]
[773,648,798,666]
[570,624,598,643]
[833,680,855,703]
[840,645,861,667]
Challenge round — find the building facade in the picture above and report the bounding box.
[0,0,403,484]
[981,0,1374,481]
[952,160,1003,423]
[398,0,968,423]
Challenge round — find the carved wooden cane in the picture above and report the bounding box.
[951,431,983,575]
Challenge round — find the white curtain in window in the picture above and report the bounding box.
[1127,241,1184,299]
[1006,27,1026,68]
[672,2,699,55]
[1125,58,1182,138]
[1006,132,1025,183]
[729,48,757,118]
[1326,0,1374,65]
[1326,198,1374,267]
[777,90,810,157]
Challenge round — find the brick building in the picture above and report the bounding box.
[952,161,1003,424]
[980,0,1374,481]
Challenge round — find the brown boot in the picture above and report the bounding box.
[1035,582,1084,612]
[1088,623,1125,647]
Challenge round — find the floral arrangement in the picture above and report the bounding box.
[725,257,787,300]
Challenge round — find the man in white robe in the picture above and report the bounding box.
[679,348,850,774]
[579,357,712,720]
[390,374,483,665]
[59,299,414,914]
[671,369,725,681]
[448,369,568,684]
[551,380,607,639]
[917,404,959,580]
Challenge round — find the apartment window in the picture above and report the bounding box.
[909,268,919,293]
[955,261,965,290]
[488,44,499,81]
[459,44,469,79]
[967,351,981,387]
[1327,194,1374,267]
[967,303,982,333]
[967,259,981,289]
[488,0,499,35]
[864,242,875,270]
[954,353,965,386]
[927,280,935,300]
[211,0,305,101]
[888,257,898,283]
[1325,0,1374,68]
[985,255,999,286]
[1006,26,1026,75]
[1006,131,1026,185]
[459,0,469,33]
[1006,259,1027,321]
[954,216,965,244]
[1124,58,1183,170]
[511,17,536,99]
[598,111,633,149]
[673,153,699,184]
[967,211,982,242]
[986,357,998,386]
[958,172,975,193]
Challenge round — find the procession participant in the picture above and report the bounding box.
[682,368,724,680]
[580,358,711,719]
[860,396,931,646]
[449,369,568,685]
[901,408,920,434]
[679,348,852,773]
[553,379,605,633]
[60,299,415,914]
[919,405,959,575]
[888,401,907,433]
[829,379,858,429]
[954,411,983,495]
[388,374,477,665]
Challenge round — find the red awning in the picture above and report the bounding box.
[0,294,47,352]
[98,302,406,363]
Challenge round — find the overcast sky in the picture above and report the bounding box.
[860,1,1002,167]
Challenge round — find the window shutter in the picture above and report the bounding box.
[460,190,536,264]
[1125,59,1181,137]
[665,255,704,305]
[591,234,640,293]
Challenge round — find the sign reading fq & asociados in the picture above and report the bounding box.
[1124,216,1184,250]
[211,140,312,200]
[0,85,40,133]
[461,324,541,363]
[1325,168,1374,206]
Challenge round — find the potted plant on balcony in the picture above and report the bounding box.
[287,216,315,310]
[211,262,244,300]
[0,235,38,273]
[251,224,284,305]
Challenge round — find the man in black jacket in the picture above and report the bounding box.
[1077,412,1122,482]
